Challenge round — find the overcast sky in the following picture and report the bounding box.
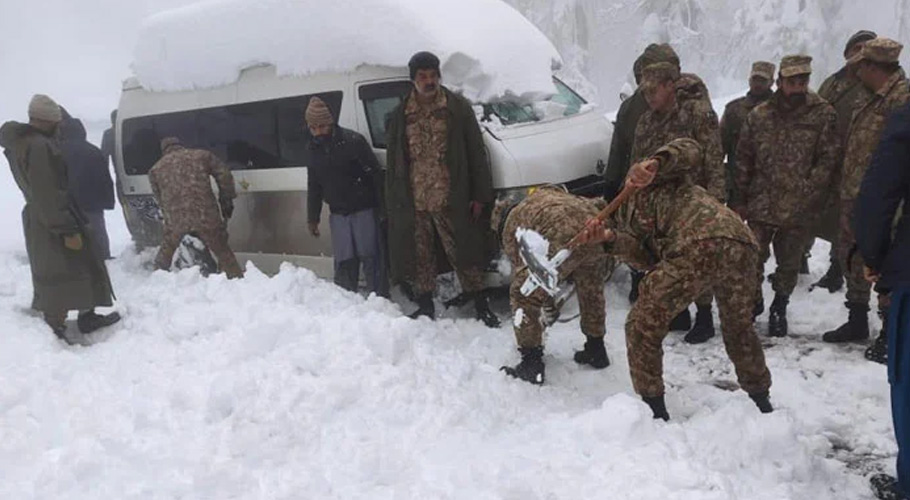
[0,0,196,124]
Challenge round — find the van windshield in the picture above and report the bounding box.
[480,78,587,126]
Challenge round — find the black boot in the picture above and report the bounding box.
[768,294,789,337]
[823,302,870,343]
[501,346,545,385]
[629,269,645,304]
[810,261,844,293]
[870,473,908,500]
[574,335,610,369]
[76,310,122,334]
[685,304,716,344]
[865,306,889,364]
[642,395,670,421]
[669,307,692,332]
[749,391,774,413]
[408,294,435,320]
[753,296,765,320]
[473,292,501,328]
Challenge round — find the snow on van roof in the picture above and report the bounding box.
[131,0,562,102]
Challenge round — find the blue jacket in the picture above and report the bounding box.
[855,102,910,289]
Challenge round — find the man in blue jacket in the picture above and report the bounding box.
[856,101,910,500]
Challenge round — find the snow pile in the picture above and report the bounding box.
[131,0,561,102]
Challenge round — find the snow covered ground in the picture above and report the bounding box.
[0,215,898,499]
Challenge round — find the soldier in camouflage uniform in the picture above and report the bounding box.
[823,38,910,346]
[149,137,243,279]
[580,138,773,421]
[633,60,726,344]
[811,30,878,293]
[493,186,611,385]
[734,55,840,337]
[720,61,775,205]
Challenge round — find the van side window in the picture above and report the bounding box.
[359,81,413,149]
[121,91,343,175]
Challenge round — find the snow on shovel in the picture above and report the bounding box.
[517,183,638,297]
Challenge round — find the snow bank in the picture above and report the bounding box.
[132,0,562,102]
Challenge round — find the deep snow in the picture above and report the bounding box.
[0,224,899,499]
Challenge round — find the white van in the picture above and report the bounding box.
[115,2,613,277]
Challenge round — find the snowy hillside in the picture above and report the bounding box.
[0,240,898,499]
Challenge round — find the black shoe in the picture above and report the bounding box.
[800,252,810,275]
[685,305,716,344]
[474,293,501,328]
[408,294,435,320]
[669,307,692,332]
[823,302,870,343]
[810,263,844,293]
[76,311,122,334]
[753,297,765,320]
[749,391,774,413]
[501,346,545,385]
[574,335,610,369]
[865,308,889,364]
[629,269,645,304]
[768,294,789,337]
[870,473,908,500]
[642,395,670,421]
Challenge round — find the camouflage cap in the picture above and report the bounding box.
[160,137,181,153]
[844,30,877,58]
[750,61,776,80]
[848,37,904,65]
[640,43,680,69]
[779,55,812,77]
[640,62,681,92]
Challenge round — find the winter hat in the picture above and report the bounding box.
[640,62,680,93]
[750,61,776,81]
[28,94,62,123]
[779,55,812,78]
[845,30,878,58]
[408,51,441,80]
[305,97,334,127]
[640,44,680,70]
[160,137,181,153]
[848,37,904,66]
[632,54,645,84]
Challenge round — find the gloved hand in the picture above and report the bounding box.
[63,233,83,251]
[220,198,234,220]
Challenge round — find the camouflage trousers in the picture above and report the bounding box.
[156,225,244,279]
[839,199,872,305]
[627,239,772,397]
[510,247,607,348]
[749,222,811,297]
[413,210,483,295]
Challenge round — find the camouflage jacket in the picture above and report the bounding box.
[720,91,773,167]
[841,71,910,201]
[149,145,236,235]
[405,89,450,212]
[631,77,725,202]
[499,186,605,271]
[818,67,874,144]
[610,139,757,270]
[734,91,840,227]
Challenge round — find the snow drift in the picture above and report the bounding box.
[131,0,562,102]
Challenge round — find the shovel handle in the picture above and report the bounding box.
[566,183,637,249]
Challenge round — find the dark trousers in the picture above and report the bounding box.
[329,208,387,296]
[888,286,910,496]
[85,211,111,260]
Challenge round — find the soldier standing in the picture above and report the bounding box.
[494,186,611,385]
[811,30,878,293]
[824,38,910,347]
[720,61,775,205]
[384,51,499,328]
[632,60,725,343]
[580,139,773,421]
[0,95,119,342]
[149,137,243,279]
[734,55,840,337]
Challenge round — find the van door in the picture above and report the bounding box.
[355,80,413,167]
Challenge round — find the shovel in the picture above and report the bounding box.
[517,183,637,297]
